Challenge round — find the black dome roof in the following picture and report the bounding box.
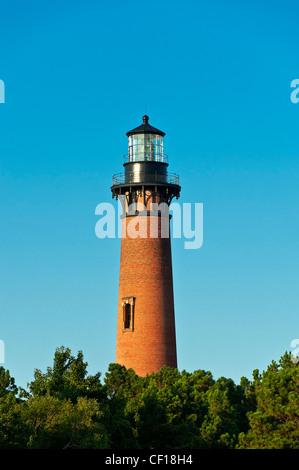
[126,115,165,137]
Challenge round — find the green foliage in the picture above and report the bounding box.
[238,352,299,449]
[0,347,298,449]
[0,368,27,448]
[21,396,109,449]
[103,363,248,449]
[0,367,17,396]
[28,346,105,403]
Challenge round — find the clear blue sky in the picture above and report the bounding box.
[0,0,298,389]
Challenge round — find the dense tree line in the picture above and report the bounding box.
[0,347,298,449]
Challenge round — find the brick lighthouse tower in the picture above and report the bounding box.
[111,115,181,376]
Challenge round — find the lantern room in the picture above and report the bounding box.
[126,115,166,163]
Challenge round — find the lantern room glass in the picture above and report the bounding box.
[128,134,164,162]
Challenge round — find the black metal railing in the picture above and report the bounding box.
[112,172,179,186]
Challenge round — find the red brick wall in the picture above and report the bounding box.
[115,213,177,376]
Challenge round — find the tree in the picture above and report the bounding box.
[0,347,298,449]
[0,366,18,397]
[103,364,244,449]
[103,363,142,448]
[0,367,27,448]
[238,352,299,449]
[23,346,110,448]
[20,395,109,449]
[28,346,105,403]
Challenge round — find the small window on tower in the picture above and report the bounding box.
[122,297,135,331]
[124,304,131,329]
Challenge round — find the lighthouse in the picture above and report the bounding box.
[111,115,181,376]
